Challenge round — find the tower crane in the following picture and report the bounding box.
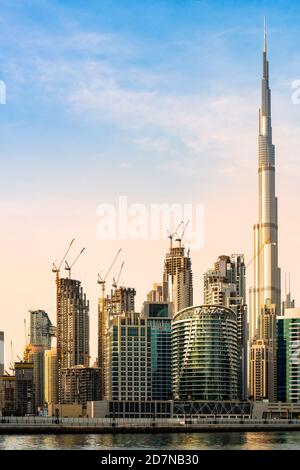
[65,247,85,279]
[112,261,125,289]
[52,238,75,282]
[175,220,190,248]
[167,220,183,251]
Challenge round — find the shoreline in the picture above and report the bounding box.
[1,423,300,434]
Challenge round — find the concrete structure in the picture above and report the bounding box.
[44,348,57,405]
[163,243,193,317]
[0,331,4,376]
[29,310,56,348]
[15,362,35,416]
[277,308,300,402]
[98,286,136,400]
[56,278,89,403]
[204,254,247,400]
[60,365,101,407]
[172,305,238,401]
[48,403,83,418]
[249,23,280,401]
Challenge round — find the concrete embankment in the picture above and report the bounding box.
[1,422,300,434]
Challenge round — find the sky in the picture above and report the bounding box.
[1,0,300,367]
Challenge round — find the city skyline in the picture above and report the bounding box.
[2,0,300,368]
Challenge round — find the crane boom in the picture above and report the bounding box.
[176,220,190,247]
[167,220,183,250]
[104,248,122,281]
[65,247,85,279]
[113,261,125,288]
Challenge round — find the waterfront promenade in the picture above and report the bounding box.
[1,417,300,434]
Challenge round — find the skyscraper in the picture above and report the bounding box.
[277,308,300,402]
[249,22,281,401]
[44,348,57,406]
[106,312,152,401]
[29,310,56,348]
[172,305,238,401]
[56,278,89,402]
[142,301,173,400]
[98,286,136,400]
[15,362,35,416]
[204,254,247,400]
[24,344,47,410]
[163,242,193,316]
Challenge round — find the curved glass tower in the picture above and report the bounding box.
[172,305,238,401]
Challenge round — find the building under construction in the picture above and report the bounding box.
[56,278,89,403]
[60,365,101,407]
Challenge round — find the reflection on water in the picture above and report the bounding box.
[0,432,300,450]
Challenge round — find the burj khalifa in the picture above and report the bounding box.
[249,23,281,342]
[249,22,281,401]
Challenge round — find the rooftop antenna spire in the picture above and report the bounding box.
[264,16,267,52]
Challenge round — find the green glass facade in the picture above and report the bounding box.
[277,310,300,402]
[172,305,238,401]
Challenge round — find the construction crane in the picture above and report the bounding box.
[175,220,190,248]
[112,261,125,289]
[65,247,85,279]
[167,220,183,251]
[52,238,75,282]
[97,248,122,397]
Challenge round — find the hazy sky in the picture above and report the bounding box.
[1,0,300,367]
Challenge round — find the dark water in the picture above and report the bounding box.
[0,432,300,450]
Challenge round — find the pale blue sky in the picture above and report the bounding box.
[1,0,300,203]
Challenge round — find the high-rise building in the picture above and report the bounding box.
[98,285,136,400]
[147,283,165,303]
[204,254,247,400]
[249,23,281,400]
[0,331,4,376]
[29,310,56,348]
[249,301,277,401]
[172,305,238,401]
[56,278,89,403]
[282,275,295,314]
[60,365,101,407]
[15,362,35,416]
[277,308,300,402]
[163,242,193,316]
[106,312,152,401]
[141,301,172,400]
[44,348,57,406]
[24,344,47,410]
